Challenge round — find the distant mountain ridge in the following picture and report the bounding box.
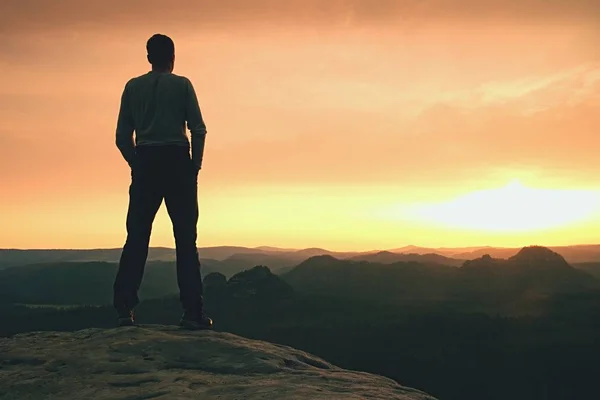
[282,246,600,315]
[2,244,600,271]
[349,251,464,267]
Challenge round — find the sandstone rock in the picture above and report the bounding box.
[0,325,436,400]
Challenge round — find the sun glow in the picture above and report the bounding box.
[382,180,600,233]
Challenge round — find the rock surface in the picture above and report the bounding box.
[0,325,436,400]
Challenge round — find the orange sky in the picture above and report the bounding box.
[1,0,599,251]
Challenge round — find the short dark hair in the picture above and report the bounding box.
[146,34,175,67]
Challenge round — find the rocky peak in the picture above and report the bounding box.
[508,246,571,269]
[0,326,437,399]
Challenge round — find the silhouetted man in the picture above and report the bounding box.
[113,34,212,330]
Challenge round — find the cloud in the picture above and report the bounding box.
[0,1,598,195]
[450,62,600,111]
[201,62,600,187]
[1,0,599,35]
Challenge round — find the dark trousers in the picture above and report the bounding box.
[113,145,203,312]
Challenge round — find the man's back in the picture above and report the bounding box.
[117,72,205,148]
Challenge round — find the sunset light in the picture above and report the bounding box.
[382,180,600,233]
[1,0,599,250]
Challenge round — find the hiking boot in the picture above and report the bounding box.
[180,310,213,330]
[117,307,135,327]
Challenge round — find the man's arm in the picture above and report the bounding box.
[115,82,136,167]
[185,79,207,171]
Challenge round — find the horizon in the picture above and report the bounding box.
[1,0,599,250]
[2,242,599,253]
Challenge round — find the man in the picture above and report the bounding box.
[113,33,212,330]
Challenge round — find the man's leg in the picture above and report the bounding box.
[113,162,163,313]
[163,153,205,316]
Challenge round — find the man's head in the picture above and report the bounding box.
[146,34,175,72]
